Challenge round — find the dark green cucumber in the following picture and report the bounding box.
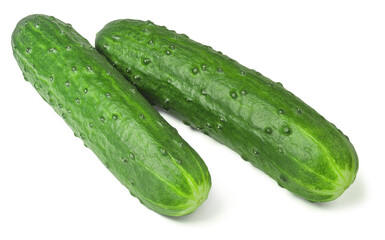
[12,15,211,216]
[96,19,358,202]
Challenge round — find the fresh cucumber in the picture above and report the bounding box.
[12,15,211,216]
[96,19,358,202]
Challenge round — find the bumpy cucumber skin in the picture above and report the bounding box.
[96,19,358,202]
[12,15,211,216]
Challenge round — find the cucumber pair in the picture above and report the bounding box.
[12,14,358,217]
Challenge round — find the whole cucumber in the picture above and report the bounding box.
[96,19,358,202]
[12,15,211,216]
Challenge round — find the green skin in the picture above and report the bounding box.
[96,19,358,202]
[12,15,211,216]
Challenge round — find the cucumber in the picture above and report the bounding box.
[12,15,211,216]
[95,19,358,202]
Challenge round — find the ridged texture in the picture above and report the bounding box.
[96,19,358,202]
[12,15,211,216]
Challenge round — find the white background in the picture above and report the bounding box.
[1,0,384,239]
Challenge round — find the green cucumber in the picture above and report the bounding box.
[96,19,358,202]
[12,15,211,216]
